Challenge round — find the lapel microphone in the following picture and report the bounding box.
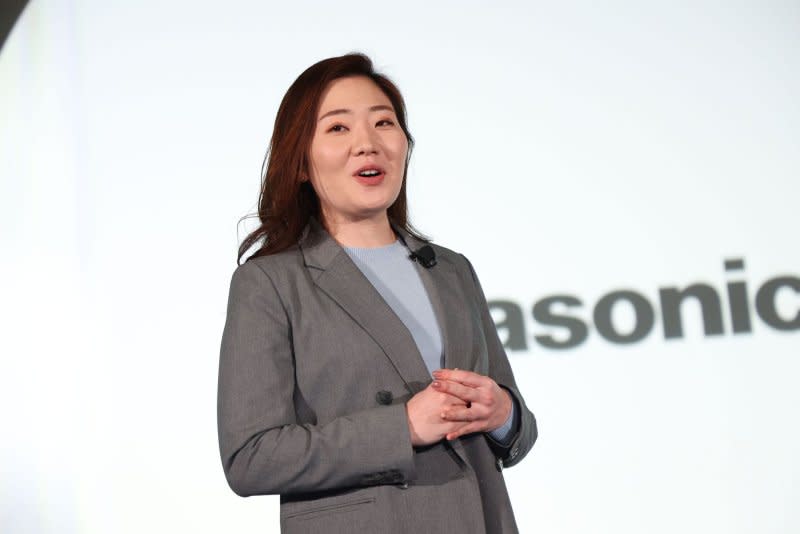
[409,245,437,268]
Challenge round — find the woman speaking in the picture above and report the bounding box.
[217,53,537,533]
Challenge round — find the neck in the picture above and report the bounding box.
[321,211,397,248]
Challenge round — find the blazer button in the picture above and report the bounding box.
[376,390,393,405]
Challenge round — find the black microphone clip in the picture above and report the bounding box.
[409,245,437,268]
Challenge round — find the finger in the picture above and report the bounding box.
[446,421,483,441]
[432,368,490,388]
[426,382,467,405]
[432,380,480,402]
[441,405,486,423]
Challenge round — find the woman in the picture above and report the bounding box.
[218,53,537,533]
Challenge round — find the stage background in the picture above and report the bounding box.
[2,1,798,532]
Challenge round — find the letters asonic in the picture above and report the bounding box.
[489,259,799,350]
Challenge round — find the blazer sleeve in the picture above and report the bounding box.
[460,254,538,468]
[217,261,416,497]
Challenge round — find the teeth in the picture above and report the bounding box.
[359,170,380,176]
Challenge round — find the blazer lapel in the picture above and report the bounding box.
[299,218,432,392]
[393,226,475,374]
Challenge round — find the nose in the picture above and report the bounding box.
[352,123,379,156]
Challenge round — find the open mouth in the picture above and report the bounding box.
[353,165,386,178]
[353,165,386,184]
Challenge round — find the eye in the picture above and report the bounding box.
[376,119,395,127]
[327,124,348,133]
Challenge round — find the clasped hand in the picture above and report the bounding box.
[405,368,512,446]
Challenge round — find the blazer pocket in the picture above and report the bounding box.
[280,497,376,522]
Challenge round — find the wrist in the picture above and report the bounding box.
[405,402,422,446]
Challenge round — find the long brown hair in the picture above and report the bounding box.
[238,53,427,264]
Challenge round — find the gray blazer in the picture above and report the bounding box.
[218,218,537,533]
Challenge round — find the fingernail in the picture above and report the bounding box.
[432,381,440,388]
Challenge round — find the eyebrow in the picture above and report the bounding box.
[317,104,395,122]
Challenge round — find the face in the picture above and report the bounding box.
[308,76,409,226]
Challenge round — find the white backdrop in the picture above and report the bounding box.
[2,1,798,532]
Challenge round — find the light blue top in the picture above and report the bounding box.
[344,239,516,444]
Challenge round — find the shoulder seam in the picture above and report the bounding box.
[248,261,291,321]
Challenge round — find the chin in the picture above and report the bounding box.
[348,198,392,217]
[358,192,399,211]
